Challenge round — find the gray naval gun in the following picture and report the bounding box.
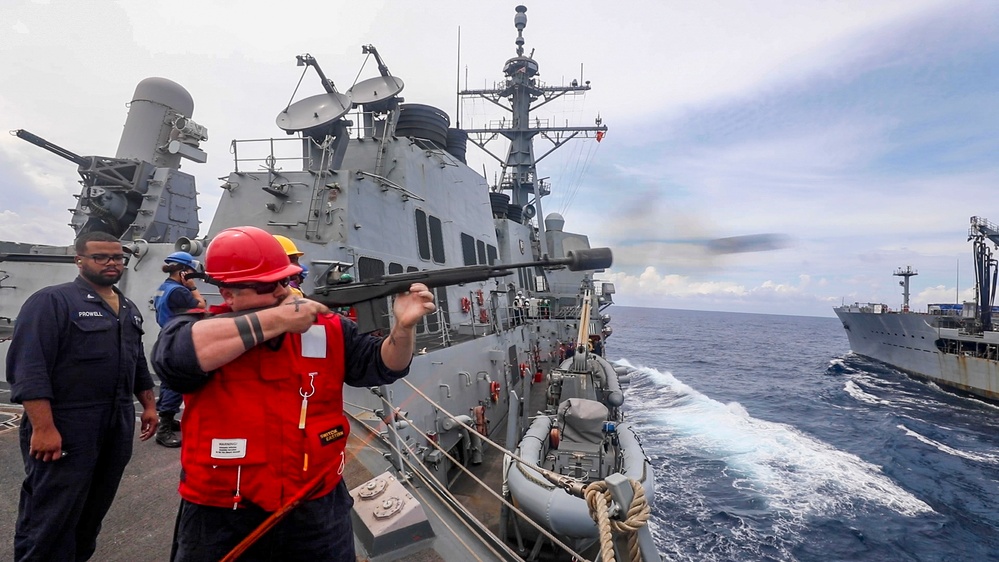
[1,76,207,354]
[0,6,657,561]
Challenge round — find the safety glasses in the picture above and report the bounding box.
[81,253,129,265]
[223,277,292,295]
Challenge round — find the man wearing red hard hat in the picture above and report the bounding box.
[152,226,435,561]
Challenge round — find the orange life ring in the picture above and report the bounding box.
[475,289,485,306]
[479,309,489,323]
[489,381,500,403]
[460,297,472,313]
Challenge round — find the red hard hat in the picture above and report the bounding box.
[205,226,302,284]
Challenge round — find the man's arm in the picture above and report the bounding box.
[380,323,416,371]
[380,283,436,371]
[174,278,207,310]
[183,274,208,309]
[134,388,157,441]
[191,297,331,371]
[152,316,210,393]
[10,290,65,462]
[7,290,60,403]
[22,399,63,462]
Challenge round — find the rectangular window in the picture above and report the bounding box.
[535,267,548,292]
[487,245,497,265]
[358,257,385,281]
[461,233,476,266]
[476,240,486,265]
[415,209,430,260]
[429,215,445,264]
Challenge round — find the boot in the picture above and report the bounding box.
[156,412,181,448]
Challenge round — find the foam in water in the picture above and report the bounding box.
[843,380,892,405]
[617,361,933,519]
[898,424,999,464]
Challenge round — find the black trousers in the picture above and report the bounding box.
[171,479,356,562]
[15,404,134,562]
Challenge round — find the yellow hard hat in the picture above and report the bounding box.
[272,234,304,257]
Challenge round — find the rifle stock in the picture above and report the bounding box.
[308,247,612,307]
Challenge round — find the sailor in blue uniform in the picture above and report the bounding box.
[6,231,158,562]
[152,251,206,447]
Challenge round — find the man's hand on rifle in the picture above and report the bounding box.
[393,283,436,328]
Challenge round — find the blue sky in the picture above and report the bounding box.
[2,0,998,317]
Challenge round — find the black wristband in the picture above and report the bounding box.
[234,316,256,350]
[248,313,265,345]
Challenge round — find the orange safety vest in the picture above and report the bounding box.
[178,314,348,511]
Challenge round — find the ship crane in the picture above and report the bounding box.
[968,216,999,332]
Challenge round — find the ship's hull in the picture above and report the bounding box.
[834,307,999,401]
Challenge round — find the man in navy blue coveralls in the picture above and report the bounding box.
[6,231,158,561]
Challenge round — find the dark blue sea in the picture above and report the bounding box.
[607,306,999,562]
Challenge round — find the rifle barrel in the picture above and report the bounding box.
[309,247,612,307]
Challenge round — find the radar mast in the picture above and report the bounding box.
[894,266,918,312]
[459,5,607,258]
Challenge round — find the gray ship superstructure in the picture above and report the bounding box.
[1,6,659,561]
[835,216,999,401]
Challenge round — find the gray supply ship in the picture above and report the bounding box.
[834,215,999,402]
[0,5,660,561]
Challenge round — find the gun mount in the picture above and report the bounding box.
[309,247,612,307]
[14,77,206,244]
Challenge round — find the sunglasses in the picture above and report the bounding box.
[81,253,129,265]
[223,277,291,295]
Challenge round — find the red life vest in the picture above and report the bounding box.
[179,313,348,511]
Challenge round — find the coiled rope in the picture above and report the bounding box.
[584,479,651,562]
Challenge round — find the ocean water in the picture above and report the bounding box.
[607,306,999,562]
